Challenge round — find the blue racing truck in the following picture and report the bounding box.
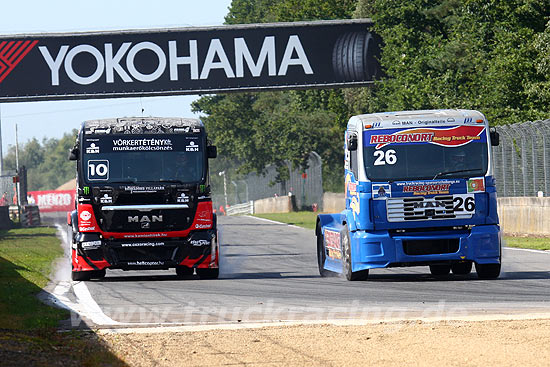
[316,109,501,280]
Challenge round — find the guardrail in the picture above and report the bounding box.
[226,201,254,216]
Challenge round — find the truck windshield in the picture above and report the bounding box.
[363,126,489,182]
[82,134,204,184]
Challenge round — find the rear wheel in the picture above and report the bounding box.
[451,261,472,275]
[475,263,501,279]
[429,264,451,277]
[342,227,369,281]
[197,268,219,279]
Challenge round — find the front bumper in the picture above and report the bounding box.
[72,229,218,271]
[349,225,501,272]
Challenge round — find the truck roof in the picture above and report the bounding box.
[352,109,487,129]
[82,117,203,135]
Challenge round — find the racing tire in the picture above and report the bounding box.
[317,231,335,277]
[175,266,194,277]
[429,264,451,277]
[342,227,369,281]
[451,261,472,275]
[332,31,381,81]
[71,270,92,281]
[71,269,105,281]
[197,268,219,279]
[475,263,501,279]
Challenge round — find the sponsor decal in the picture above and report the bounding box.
[467,178,485,193]
[0,40,39,84]
[83,186,90,195]
[28,190,75,212]
[403,183,452,196]
[121,242,165,247]
[81,240,102,249]
[127,261,165,266]
[79,226,96,231]
[123,186,163,193]
[185,141,199,152]
[177,192,190,203]
[372,184,391,199]
[99,194,113,204]
[190,239,210,246]
[80,211,92,221]
[86,143,100,154]
[370,126,485,149]
[174,127,191,133]
[195,223,211,229]
[112,138,173,151]
[123,233,168,238]
[324,229,342,259]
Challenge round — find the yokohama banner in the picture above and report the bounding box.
[0,20,380,102]
[28,190,75,212]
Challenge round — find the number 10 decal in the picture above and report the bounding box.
[88,160,109,181]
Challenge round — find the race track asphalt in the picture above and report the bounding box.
[75,215,550,326]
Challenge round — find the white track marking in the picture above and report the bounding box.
[244,215,306,230]
[504,247,550,254]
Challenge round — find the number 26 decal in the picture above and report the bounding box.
[453,195,475,212]
[374,149,397,166]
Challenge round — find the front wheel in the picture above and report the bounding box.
[429,264,451,277]
[451,261,472,275]
[475,263,501,279]
[71,269,105,281]
[316,231,334,277]
[197,268,219,279]
[175,266,194,277]
[342,227,369,281]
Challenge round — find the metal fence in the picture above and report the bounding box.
[0,171,16,206]
[213,152,323,210]
[492,120,550,197]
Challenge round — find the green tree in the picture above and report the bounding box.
[3,130,77,191]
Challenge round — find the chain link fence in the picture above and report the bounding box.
[492,120,550,197]
[213,152,323,210]
[0,171,16,206]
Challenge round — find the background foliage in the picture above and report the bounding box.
[194,0,550,193]
[4,0,550,192]
[2,130,77,191]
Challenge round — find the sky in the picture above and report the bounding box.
[0,0,233,156]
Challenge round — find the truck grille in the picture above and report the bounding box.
[386,195,473,222]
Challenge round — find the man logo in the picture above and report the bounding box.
[0,40,39,84]
[127,215,163,223]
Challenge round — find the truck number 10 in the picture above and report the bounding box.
[88,160,110,181]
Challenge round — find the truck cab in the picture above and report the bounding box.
[316,109,501,280]
[68,117,219,280]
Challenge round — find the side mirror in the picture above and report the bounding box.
[207,145,217,159]
[68,147,79,161]
[347,134,358,151]
[490,128,500,147]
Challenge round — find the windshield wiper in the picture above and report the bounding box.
[159,179,184,183]
[433,169,481,180]
[109,179,138,184]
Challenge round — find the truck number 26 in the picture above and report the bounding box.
[374,150,397,166]
[453,196,475,212]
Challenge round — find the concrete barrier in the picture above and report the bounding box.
[254,196,294,214]
[497,197,550,236]
[322,192,345,213]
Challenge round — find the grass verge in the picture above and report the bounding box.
[252,212,550,250]
[0,227,125,366]
[253,211,318,230]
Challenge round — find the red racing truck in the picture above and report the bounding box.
[67,117,219,280]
